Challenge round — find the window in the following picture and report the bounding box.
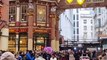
[84,26,87,30]
[91,32,93,38]
[20,4,28,22]
[77,28,79,34]
[99,8,101,13]
[83,32,87,39]
[98,19,101,27]
[77,9,78,13]
[77,15,79,20]
[91,20,93,24]
[33,33,50,50]
[8,33,16,52]
[73,35,75,41]
[73,30,75,34]
[77,35,79,41]
[77,21,79,27]
[19,33,28,51]
[73,22,75,27]
[20,4,28,26]
[73,14,75,20]
[91,26,93,30]
[9,1,16,22]
[84,20,87,24]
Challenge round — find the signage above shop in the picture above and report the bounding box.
[34,29,48,33]
[9,28,28,33]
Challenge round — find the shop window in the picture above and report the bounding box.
[33,33,50,50]
[8,33,16,52]
[36,37,45,50]
[19,33,28,51]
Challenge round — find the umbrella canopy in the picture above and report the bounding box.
[43,47,53,54]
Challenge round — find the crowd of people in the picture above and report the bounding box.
[0,49,107,60]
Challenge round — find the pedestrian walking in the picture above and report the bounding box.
[69,50,75,60]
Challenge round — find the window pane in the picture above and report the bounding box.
[77,15,79,20]
[77,28,79,34]
[84,26,87,30]
[73,14,75,20]
[20,4,28,26]
[77,21,79,27]
[84,20,87,24]
[9,5,16,22]
[21,5,28,21]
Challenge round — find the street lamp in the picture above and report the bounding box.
[77,0,85,5]
[66,0,73,4]
[66,0,85,5]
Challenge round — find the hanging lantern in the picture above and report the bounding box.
[66,0,73,4]
[77,0,85,5]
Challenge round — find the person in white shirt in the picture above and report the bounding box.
[50,54,57,60]
[35,54,45,60]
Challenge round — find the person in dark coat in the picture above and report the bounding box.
[74,51,80,60]
[26,50,35,60]
[43,52,51,60]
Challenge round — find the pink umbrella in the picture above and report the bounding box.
[44,47,53,54]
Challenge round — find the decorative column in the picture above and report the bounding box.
[16,5,20,22]
[16,33,19,52]
[0,0,9,51]
[28,15,33,50]
[16,1,20,52]
[56,16,60,51]
[51,16,56,51]
[27,0,34,50]
[50,5,57,51]
[1,28,9,50]
[55,9,65,51]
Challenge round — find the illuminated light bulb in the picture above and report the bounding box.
[20,41,22,44]
[66,0,73,4]
[77,0,85,5]
[39,11,43,14]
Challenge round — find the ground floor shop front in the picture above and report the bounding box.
[0,28,59,52]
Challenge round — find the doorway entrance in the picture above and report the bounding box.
[33,33,50,50]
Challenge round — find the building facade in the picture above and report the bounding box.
[78,8,95,42]
[60,8,96,43]
[94,7,107,49]
[0,0,60,52]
